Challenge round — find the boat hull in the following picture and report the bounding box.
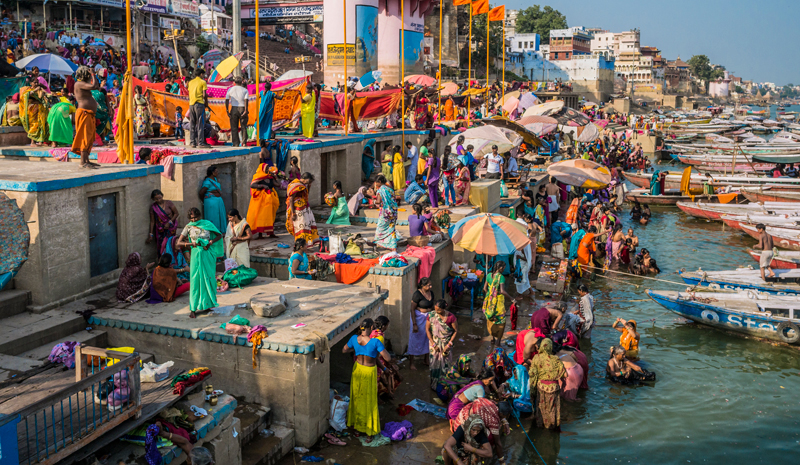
[621,171,800,191]
[679,272,800,295]
[627,192,740,206]
[646,290,798,343]
[747,249,800,269]
[741,224,800,250]
[742,190,800,203]
[676,202,726,220]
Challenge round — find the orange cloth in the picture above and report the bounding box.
[246,164,280,234]
[577,232,596,266]
[565,199,580,224]
[444,99,454,121]
[334,258,379,285]
[71,108,96,154]
[620,321,639,351]
[152,266,178,302]
[471,0,489,15]
[488,5,504,21]
[717,192,738,204]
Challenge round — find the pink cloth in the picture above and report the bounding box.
[402,246,436,282]
[560,363,584,401]
[97,151,121,163]
[160,155,175,179]
[50,148,70,162]
[573,349,590,390]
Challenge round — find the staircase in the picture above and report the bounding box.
[243,36,324,83]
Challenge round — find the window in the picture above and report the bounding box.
[518,42,522,48]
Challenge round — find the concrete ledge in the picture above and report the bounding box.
[172,146,261,164]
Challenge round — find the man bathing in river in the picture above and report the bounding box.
[754,223,776,280]
[72,66,100,169]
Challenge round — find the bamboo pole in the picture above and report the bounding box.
[343,0,348,135]
[255,0,261,136]
[400,0,404,146]
[467,4,472,126]
[437,0,442,117]
[124,0,133,161]
[501,10,505,108]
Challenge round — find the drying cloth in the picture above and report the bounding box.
[406,398,447,419]
[335,253,357,264]
[380,420,414,441]
[311,330,330,362]
[248,326,268,369]
[97,150,120,163]
[509,302,519,331]
[159,155,175,179]
[48,341,78,369]
[379,251,407,267]
[171,367,211,386]
[359,434,392,447]
[334,258,379,284]
[717,192,738,204]
[50,147,70,161]
[145,424,162,465]
[300,456,324,463]
[403,246,436,282]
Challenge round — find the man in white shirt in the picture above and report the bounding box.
[72,34,81,46]
[484,145,503,179]
[225,77,249,147]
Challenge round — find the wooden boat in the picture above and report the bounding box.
[752,153,800,163]
[625,188,740,205]
[721,214,800,231]
[741,188,800,203]
[676,201,800,221]
[740,224,800,250]
[676,156,774,173]
[679,269,800,295]
[647,289,800,344]
[747,249,800,269]
[622,171,800,191]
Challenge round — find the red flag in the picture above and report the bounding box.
[488,5,504,21]
[471,0,489,15]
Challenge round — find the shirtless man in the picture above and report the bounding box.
[545,177,561,223]
[754,223,776,280]
[71,66,100,168]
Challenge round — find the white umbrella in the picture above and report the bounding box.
[276,70,313,81]
[575,122,601,143]
[15,53,77,75]
[522,100,564,118]
[448,126,522,158]
[156,46,186,68]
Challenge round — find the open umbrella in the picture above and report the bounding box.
[358,70,382,88]
[518,115,558,137]
[451,213,530,256]
[547,159,611,189]
[439,81,459,95]
[482,117,543,147]
[575,122,601,143]
[522,100,564,118]
[276,69,313,81]
[447,125,522,158]
[518,92,539,112]
[208,51,245,83]
[15,53,77,75]
[404,74,437,87]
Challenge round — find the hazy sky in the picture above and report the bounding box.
[505,0,800,85]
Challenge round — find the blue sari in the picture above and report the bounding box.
[569,229,586,260]
[202,177,226,233]
[289,252,312,279]
[362,139,376,180]
[162,236,190,281]
[374,185,398,249]
[258,90,276,140]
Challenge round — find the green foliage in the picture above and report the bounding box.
[688,55,725,92]
[459,12,505,80]
[514,5,567,44]
[734,85,744,94]
[781,85,797,98]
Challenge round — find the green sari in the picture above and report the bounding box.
[46,102,75,145]
[326,195,351,225]
[186,219,224,314]
[91,90,110,137]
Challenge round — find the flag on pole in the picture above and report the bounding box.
[488,5,504,21]
[453,0,471,4]
[471,0,489,15]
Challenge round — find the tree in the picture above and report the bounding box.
[688,55,725,93]
[457,9,504,80]
[514,5,567,44]
[734,85,744,94]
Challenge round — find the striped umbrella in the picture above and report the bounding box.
[451,213,530,256]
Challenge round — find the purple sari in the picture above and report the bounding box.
[446,380,483,419]
[152,202,177,249]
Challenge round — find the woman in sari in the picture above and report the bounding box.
[224,209,251,268]
[436,354,475,403]
[453,399,512,462]
[286,172,319,243]
[392,145,405,196]
[1,92,21,126]
[91,89,111,139]
[380,147,393,183]
[147,189,179,252]
[177,208,223,318]
[246,164,280,239]
[116,252,150,303]
[300,89,315,138]
[529,338,567,430]
[148,253,190,303]
[415,96,429,129]
[426,299,458,390]
[199,165,227,233]
[46,99,75,147]
[133,86,152,138]
[343,318,392,440]
[482,261,514,347]
[326,180,351,225]
[20,85,48,145]
[370,316,402,399]
[361,139,376,181]
[442,414,493,465]
[534,198,548,248]
[162,236,190,281]
[455,159,472,206]
[444,97,455,121]
[289,238,315,280]
[373,176,399,250]
[446,369,496,421]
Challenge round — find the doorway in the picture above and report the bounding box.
[88,193,119,277]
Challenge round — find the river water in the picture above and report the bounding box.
[509,163,800,464]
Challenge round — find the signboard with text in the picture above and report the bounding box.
[326,43,356,68]
[139,0,168,13]
[247,5,323,24]
[160,17,181,30]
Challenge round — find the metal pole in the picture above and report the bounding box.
[255,0,261,136]
[501,10,505,107]
[343,0,348,135]
[69,3,72,32]
[43,2,46,34]
[467,3,471,126]
[124,0,134,163]
[232,0,242,76]
[437,0,442,116]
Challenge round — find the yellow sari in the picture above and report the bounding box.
[300,93,315,138]
[20,87,48,143]
[392,151,405,195]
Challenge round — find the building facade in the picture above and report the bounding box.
[549,27,592,61]
[508,32,540,54]
[505,51,615,101]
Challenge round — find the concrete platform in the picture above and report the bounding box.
[0,158,163,191]
[62,278,387,447]
[0,142,257,163]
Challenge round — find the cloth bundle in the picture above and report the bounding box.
[48,341,79,369]
[379,251,408,268]
[334,253,357,264]
[248,325,268,369]
[380,420,414,441]
[171,367,211,396]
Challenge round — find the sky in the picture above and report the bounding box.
[504,0,800,85]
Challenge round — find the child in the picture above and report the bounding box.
[619,238,632,273]
[174,106,184,141]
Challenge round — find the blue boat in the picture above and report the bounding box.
[679,269,800,296]
[647,289,800,344]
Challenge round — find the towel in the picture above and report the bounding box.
[402,246,436,282]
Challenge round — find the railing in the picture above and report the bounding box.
[245,50,280,78]
[13,346,142,465]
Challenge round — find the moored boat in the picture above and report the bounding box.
[740,224,800,250]
[741,188,800,203]
[622,171,800,191]
[676,201,800,221]
[747,249,800,269]
[679,268,800,295]
[646,289,800,344]
[720,214,800,231]
[625,188,741,206]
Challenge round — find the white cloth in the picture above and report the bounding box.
[486,153,502,173]
[224,219,251,268]
[515,217,532,294]
[548,194,559,213]
[225,85,249,108]
[579,294,595,337]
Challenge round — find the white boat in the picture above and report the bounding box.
[679,268,800,295]
[740,223,800,250]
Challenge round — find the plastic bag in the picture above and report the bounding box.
[345,240,362,256]
[141,361,174,383]
[329,232,345,255]
[500,180,508,198]
[221,314,251,329]
[551,242,564,259]
[222,265,258,289]
[329,394,350,431]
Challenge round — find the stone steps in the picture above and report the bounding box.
[17,329,108,361]
[241,425,295,465]
[0,290,30,319]
[0,310,87,356]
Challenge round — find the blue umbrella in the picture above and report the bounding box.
[15,54,78,76]
[358,70,382,87]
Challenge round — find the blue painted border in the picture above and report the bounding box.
[172,147,261,164]
[0,165,164,192]
[286,130,430,150]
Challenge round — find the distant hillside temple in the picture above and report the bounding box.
[323,0,433,87]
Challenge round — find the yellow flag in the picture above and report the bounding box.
[115,72,134,164]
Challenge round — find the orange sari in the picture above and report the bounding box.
[246,164,280,234]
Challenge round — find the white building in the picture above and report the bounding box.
[505,9,518,36]
[709,71,732,98]
[590,31,616,59]
[508,32,539,54]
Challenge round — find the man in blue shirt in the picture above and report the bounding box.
[404,174,427,205]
